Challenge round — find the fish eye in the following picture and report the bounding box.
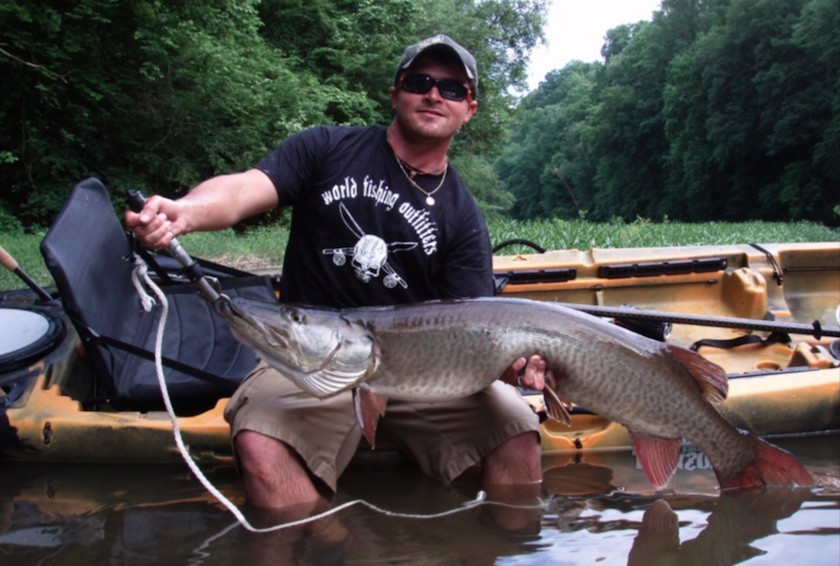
[290,311,305,323]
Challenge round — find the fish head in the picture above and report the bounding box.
[221,297,377,398]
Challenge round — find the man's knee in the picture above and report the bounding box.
[483,431,541,483]
[498,431,541,460]
[235,431,295,476]
[234,431,324,507]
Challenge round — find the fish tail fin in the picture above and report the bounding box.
[716,435,814,491]
[353,385,387,450]
[665,345,728,403]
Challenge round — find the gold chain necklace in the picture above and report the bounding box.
[394,153,448,206]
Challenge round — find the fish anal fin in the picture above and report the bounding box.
[630,432,682,490]
[665,345,728,404]
[543,383,572,426]
[716,434,814,491]
[353,385,388,450]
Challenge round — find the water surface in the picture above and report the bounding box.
[1,434,837,564]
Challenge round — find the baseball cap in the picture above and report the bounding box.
[395,34,478,90]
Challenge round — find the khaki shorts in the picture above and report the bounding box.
[224,361,541,491]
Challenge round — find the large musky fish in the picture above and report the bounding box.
[218,296,813,491]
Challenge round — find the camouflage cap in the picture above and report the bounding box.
[395,34,478,90]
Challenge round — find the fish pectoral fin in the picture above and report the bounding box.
[665,345,728,404]
[543,383,572,426]
[629,432,682,490]
[353,385,388,450]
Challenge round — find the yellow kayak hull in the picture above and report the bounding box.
[2,242,838,464]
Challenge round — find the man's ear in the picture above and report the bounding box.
[389,85,398,109]
[463,99,478,124]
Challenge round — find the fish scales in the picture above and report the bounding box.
[350,301,525,400]
[229,297,744,451]
[221,295,811,489]
[375,301,745,465]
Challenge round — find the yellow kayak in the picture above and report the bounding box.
[2,238,837,464]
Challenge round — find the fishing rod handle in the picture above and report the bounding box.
[125,189,192,264]
[125,189,221,304]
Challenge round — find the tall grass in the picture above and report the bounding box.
[2,220,837,290]
[488,217,840,253]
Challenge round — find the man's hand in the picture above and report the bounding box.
[501,354,555,391]
[124,195,184,250]
[124,170,280,251]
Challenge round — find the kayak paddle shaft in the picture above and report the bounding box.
[0,245,55,302]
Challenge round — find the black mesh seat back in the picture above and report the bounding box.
[40,178,138,380]
[116,279,273,403]
[40,178,273,408]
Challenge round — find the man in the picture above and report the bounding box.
[126,35,550,513]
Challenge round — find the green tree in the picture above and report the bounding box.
[769,0,840,221]
[664,0,838,222]
[0,0,546,225]
[257,0,415,125]
[499,0,839,224]
[1,0,328,224]
[496,62,599,219]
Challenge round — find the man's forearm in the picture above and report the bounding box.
[179,169,279,233]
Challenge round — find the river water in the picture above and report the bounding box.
[1,434,837,564]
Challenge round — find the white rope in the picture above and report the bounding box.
[130,259,542,534]
[131,257,156,311]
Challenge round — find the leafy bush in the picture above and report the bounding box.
[0,204,23,232]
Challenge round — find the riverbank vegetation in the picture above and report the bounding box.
[2,0,838,229]
[498,0,839,224]
[1,1,837,290]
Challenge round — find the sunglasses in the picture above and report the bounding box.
[399,73,472,102]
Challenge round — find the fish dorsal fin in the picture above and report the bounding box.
[664,345,728,404]
[630,432,682,490]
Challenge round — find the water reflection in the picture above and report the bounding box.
[0,435,837,564]
[628,489,814,565]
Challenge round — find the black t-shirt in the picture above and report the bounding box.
[255,125,493,308]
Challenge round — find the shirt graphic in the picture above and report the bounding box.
[322,202,418,289]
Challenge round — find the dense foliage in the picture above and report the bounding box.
[496,0,839,224]
[0,0,545,225]
[3,1,837,229]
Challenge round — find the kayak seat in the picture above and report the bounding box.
[40,177,277,413]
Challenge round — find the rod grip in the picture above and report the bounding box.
[124,189,221,305]
[126,189,147,213]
